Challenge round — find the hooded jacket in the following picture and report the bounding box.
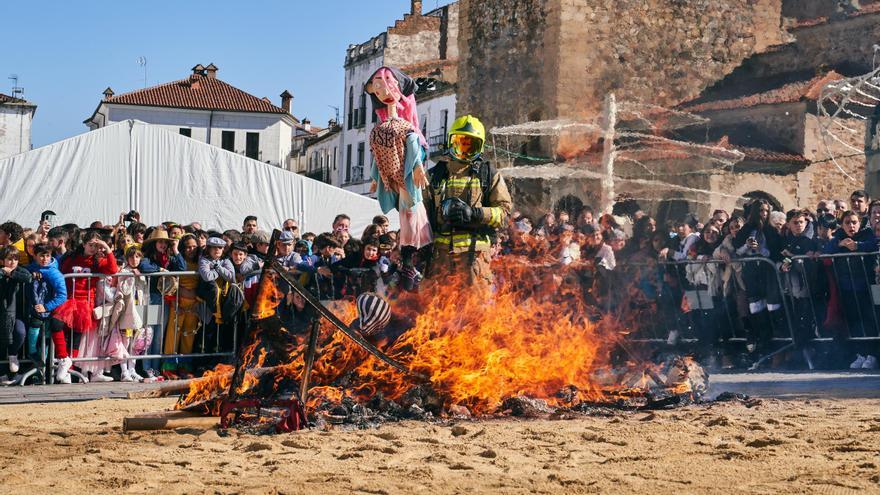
[26,258,67,319]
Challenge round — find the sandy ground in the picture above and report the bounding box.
[0,397,879,494]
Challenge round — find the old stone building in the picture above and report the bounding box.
[456,0,880,220]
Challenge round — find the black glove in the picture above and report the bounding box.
[442,197,483,227]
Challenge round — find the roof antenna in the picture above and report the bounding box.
[8,74,24,99]
[137,56,147,88]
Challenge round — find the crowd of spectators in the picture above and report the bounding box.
[498,190,880,371]
[2,189,880,386]
[0,211,415,384]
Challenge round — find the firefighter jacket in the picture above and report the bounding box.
[424,158,512,254]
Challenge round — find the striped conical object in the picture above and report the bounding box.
[356,293,391,336]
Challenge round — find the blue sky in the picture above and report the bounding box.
[3,0,453,147]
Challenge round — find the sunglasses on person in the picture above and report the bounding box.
[817,207,829,213]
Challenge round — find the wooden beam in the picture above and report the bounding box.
[123,410,219,431]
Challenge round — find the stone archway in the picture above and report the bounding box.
[740,190,784,212]
[720,175,797,215]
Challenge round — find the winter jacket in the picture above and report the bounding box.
[0,266,31,317]
[198,256,236,284]
[197,256,236,310]
[733,223,783,262]
[138,253,182,293]
[822,227,877,292]
[26,259,67,319]
[294,254,338,299]
[713,235,746,297]
[781,234,820,299]
[108,266,148,331]
[672,233,700,261]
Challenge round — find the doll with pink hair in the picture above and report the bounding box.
[365,67,432,269]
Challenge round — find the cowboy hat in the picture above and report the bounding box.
[142,229,171,249]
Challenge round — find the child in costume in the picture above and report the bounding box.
[106,247,149,382]
[365,66,432,272]
[56,230,118,382]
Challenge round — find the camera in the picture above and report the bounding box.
[123,210,139,222]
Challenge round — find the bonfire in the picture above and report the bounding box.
[125,232,707,434]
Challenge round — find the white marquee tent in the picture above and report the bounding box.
[0,120,394,234]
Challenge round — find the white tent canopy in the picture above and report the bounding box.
[0,120,394,235]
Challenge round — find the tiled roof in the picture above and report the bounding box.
[103,74,287,114]
[735,145,810,165]
[681,71,844,112]
[714,136,809,165]
[791,2,880,29]
[0,93,31,105]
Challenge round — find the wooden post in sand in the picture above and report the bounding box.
[123,410,220,431]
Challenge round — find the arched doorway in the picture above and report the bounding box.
[738,190,784,215]
[554,194,584,217]
[655,199,690,226]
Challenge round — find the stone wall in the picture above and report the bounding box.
[385,29,441,67]
[801,114,867,205]
[457,0,787,133]
[457,0,555,129]
[729,12,880,84]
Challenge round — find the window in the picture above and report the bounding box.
[221,131,234,152]
[332,146,337,170]
[346,144,353,182]
[358,92,367,127]
[441,110,449,139]
[355,142,365,181]
[179,128,192,137]
[347,87,354,130]
[245,132,259,160]
[421,116,427,135]
[371,101,377,123]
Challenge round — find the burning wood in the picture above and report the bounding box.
[131,232,714,434]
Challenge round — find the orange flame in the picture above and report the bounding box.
[179,258,699,416]
[253,270,284,319]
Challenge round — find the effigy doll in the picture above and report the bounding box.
[365,67,432,270]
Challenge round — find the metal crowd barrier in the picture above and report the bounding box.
[0,280,51,386]
[0,283,51,386]
[582,255,797,369]
[58,271,238,383]
[789,251,880,342]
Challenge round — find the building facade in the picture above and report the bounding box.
[0,93,36,160]
[84,64,297,167]
[457,0,880,219]
[289,119,341,186]
[304,125,342,184]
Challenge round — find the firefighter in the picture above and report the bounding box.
[424,115,512,289]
